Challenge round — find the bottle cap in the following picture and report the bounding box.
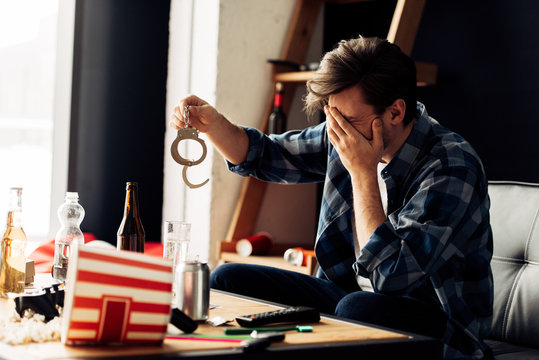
[66,192,79,200]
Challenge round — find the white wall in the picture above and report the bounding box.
[164,0,322,268]
[50,0,76,241]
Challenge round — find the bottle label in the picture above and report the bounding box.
[274,93,283,107]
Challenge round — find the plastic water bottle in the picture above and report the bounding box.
[52,192,85,282]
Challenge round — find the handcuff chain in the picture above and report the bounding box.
[184,105,190,127]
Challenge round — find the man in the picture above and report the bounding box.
[171,36,493,359]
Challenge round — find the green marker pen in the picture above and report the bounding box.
[224,325,313,335]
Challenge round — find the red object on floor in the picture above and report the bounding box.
[28,233,164,274]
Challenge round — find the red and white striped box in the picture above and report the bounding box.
[61,244,173,345]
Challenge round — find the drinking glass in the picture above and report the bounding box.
[163,221,191,273]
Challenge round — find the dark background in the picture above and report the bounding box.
[325,0,539,183]
[69,0,170,243]
[69,0,538,243]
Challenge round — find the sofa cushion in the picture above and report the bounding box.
[485,339,539,360]
[488,181,539,348]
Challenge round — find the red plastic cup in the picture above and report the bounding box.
[235,233,273,257]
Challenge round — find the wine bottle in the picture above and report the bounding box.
[0,187,27,296]
[267,82,287,134]
[117,182,145,252]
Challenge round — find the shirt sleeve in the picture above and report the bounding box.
[227,123,329,184]
[353,164,484,295]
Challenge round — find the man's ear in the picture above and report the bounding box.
[389,98,406,125]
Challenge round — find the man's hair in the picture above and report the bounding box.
[304,36,417,125]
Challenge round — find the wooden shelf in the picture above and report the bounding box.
[273,60,437,86]
[219,252,317,276]
[274,70,316,83]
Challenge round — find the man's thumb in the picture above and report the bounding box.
[186,105,197,116]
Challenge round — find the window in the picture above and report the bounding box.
[0,0,73,243]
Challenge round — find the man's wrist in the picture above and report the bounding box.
[350,169,378,189]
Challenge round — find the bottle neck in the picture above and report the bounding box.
[5,189,23,228]
[6,210,23,228]
[124,186,140,218]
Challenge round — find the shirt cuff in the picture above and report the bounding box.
[226,126,265,176]
[353,221,401,277]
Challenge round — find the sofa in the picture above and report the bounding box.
[484,181,539,359]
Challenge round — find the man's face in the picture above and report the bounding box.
[327,85,387,144]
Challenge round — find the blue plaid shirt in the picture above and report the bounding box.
[228,102,493,359]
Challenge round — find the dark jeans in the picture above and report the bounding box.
[210,263,447,339]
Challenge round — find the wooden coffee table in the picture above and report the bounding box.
[1,287,442,359]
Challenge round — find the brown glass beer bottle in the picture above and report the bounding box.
[117,182,145,252]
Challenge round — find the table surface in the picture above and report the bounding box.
[1,283,442,359]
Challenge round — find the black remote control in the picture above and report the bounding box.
[235,306,320,327]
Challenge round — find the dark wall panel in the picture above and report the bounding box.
[413,0,539,183]
[69,0,170,244]
[324,0,539,183]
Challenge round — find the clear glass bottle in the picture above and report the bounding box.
[0,187,27,296]
[117,182,145,252]
[52,192,85,282]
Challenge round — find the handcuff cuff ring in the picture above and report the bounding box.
[170,104,209,188]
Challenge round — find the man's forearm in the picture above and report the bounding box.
[206,114,250,165]
[351,172,387,251]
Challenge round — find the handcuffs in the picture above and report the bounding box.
[171,105,209,189]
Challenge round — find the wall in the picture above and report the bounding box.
[214,0,325,255]
[324,0,539,184]
[70,0,170,244]
[165,0,311,266]
[163,0,218,263]
[412,0,539,183]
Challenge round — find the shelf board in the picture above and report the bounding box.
[273,61,437,86]
[219,252,316,276]
[273,71,315,83]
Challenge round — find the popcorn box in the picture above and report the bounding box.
[61,244,173,345]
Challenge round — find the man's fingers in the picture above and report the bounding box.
[326,107,346,139]
[170,109,186,129]
[187,104,200,117]
[181,94,207,109]
[328,106,356,135]
[327,126,338,146]
[169,120,181,130]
